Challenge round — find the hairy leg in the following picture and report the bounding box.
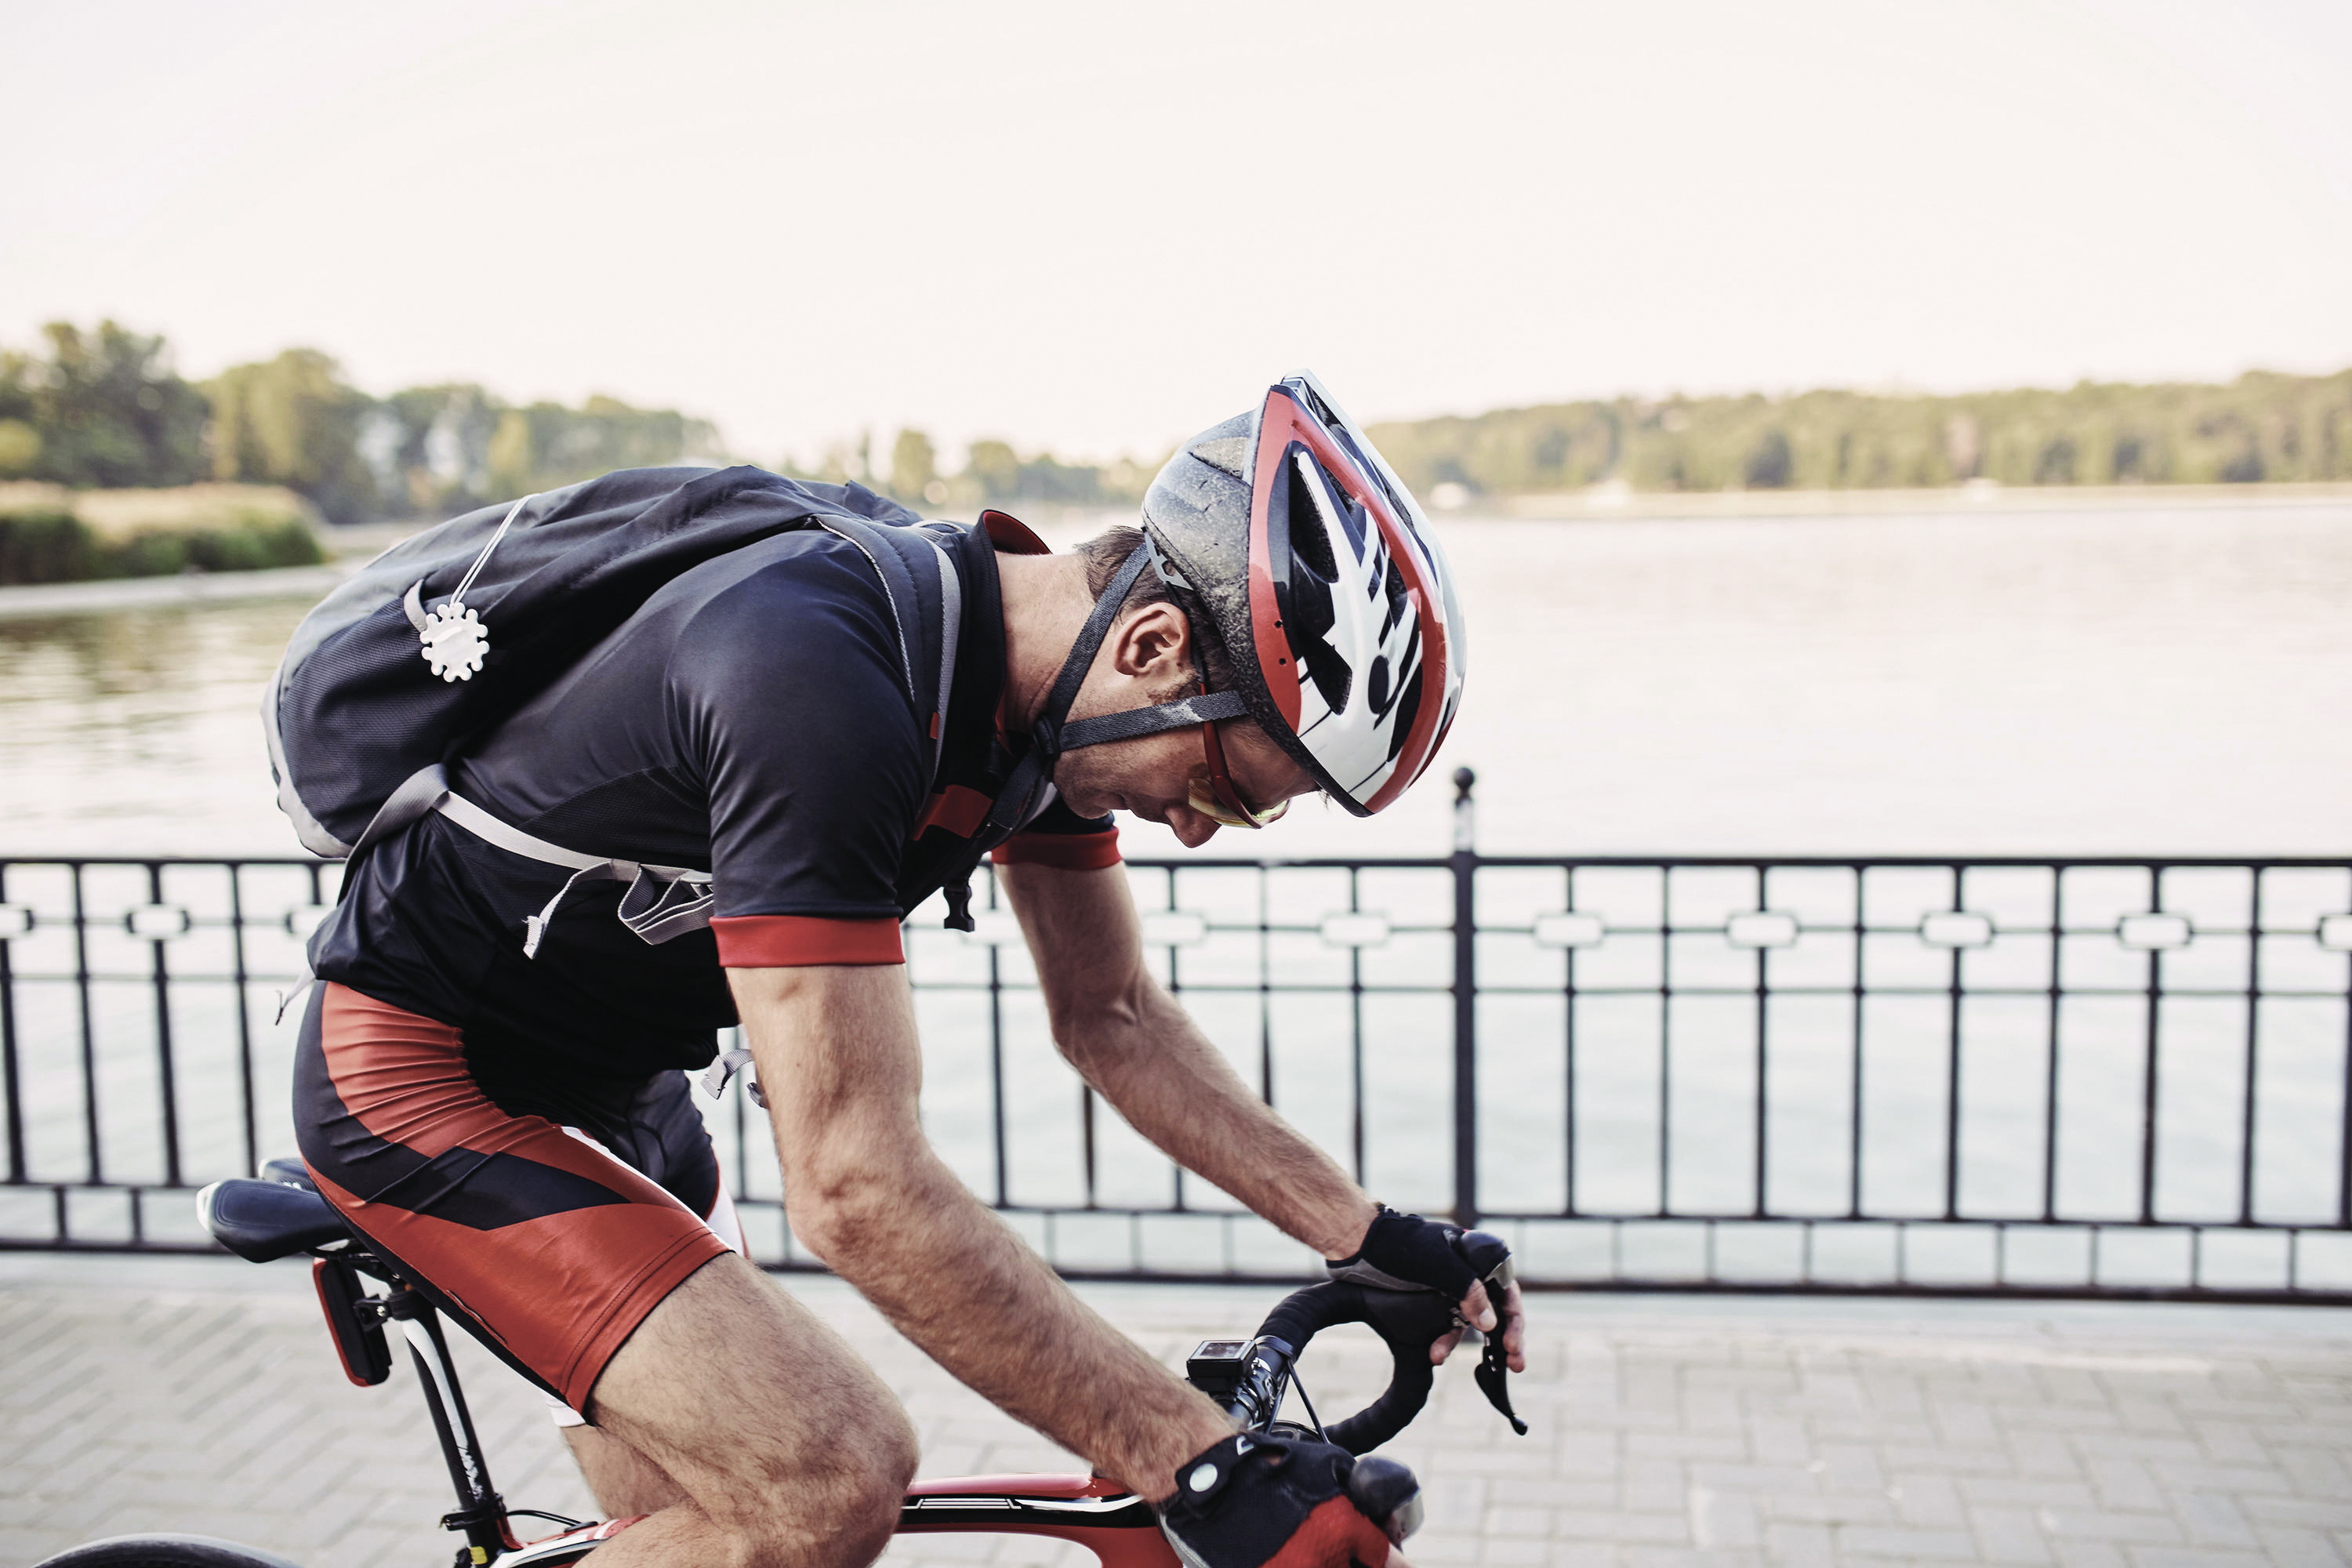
[574,1254,919,1568]
[563,1425,691,1517]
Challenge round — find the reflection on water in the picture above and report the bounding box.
[1,598,313,857]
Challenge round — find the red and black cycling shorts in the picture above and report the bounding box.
[293,982,741,1416]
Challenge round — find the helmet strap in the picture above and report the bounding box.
[981,543,1250,837]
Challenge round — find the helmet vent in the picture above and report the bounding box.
[1286,455,1338,581]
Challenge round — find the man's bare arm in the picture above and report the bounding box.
[728,963,1229,1501]
[1000,859,1377,1258]
[1002,860,1523,1368]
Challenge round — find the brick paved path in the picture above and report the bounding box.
[5,1253,2350,1567]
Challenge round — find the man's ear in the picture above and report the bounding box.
[1110,602,1192,681]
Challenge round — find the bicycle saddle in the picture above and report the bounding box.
[198,1176,351,1262]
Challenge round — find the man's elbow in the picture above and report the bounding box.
[1046,972,1158,1072]
[784,1152,918,1266]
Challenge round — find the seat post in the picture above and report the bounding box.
[384,1286,512,1562]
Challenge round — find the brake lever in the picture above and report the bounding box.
[1465,1249,1528,1436]
[1474,1329,1527,1436]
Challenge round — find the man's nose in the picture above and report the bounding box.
[1167,809,1221,849]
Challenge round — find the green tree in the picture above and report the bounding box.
[11,321,208,488]
[206,349,380,522]
[378,383,503,515]
[964,439,1022,501]
[890,429,937,503]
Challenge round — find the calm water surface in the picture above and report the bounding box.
[5,499,2348,858]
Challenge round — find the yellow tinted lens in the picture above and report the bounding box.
[1187,775,1289,827]
[1187,775,1250,826]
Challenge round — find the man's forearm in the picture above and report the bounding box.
[736,964,1229,1500]
[787,1134,1229,1499]
[1062,976,1377,1261]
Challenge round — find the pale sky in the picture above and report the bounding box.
[5,0,2349,466]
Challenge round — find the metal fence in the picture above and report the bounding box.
[4,779,2350,1301]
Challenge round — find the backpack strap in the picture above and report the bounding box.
[821,515,960,786]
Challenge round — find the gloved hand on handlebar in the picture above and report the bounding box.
[1157,1432,1420,1568]
[1326,1206,1526,1373]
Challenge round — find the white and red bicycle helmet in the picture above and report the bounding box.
[1140,371,1466,814]
[985,371,1465,836]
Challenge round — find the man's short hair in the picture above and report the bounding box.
[1073,525,1236,695]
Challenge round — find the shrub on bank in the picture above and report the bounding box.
[0,485,325,586]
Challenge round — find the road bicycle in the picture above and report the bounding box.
[35,1163,1524,1568]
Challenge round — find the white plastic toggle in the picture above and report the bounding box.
[1187,1463,1218,1493]
[421,603,489,681]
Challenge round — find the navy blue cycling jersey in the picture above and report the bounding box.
[311,515,1116,1080]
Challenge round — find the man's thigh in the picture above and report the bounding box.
[586,1253,919,1536]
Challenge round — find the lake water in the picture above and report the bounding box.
[5,497,2349,860]
[3,496,2349,1279]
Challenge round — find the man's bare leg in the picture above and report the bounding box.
[562,1426,689,1517]
[573,1253,919,1568]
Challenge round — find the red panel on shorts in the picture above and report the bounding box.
[309,985,734,1411]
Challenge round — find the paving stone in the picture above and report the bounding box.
[6,1256,2352,1568]
[1838,1524,1983,1557]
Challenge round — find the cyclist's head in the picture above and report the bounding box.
[1044,372,1465,836]
[1044,547,1314,846]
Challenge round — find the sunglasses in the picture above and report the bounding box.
[1186,695,1290,829]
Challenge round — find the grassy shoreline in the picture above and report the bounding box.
[0,481,325,586]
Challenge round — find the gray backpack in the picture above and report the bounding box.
[264,465,971,956]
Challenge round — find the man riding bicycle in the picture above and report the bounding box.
[292,372,1520,1568]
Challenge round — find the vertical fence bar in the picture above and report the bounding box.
[1752,866,1769,1220]
[227,864,259,1181]
[1164,865,1186,1211]
[1562,865,1579,1219]
[2140,866,2165,1225]
[1348,866,1367,1185]
[73,863,102,1186]
[147,863,183,1189]
[1848,865,1865,1220]
[2339,937,2352,1231]
[1450,768,1478,1228]
[1657,865,1673,1218]
[1081,1085,1098,1210]
[987,872,1008,1210]
[2042,866,2064,1224]
[0,864,23,1185]
[1944,863,1965,1223]
[1257,868,1274,1106]
[2239,867,2263,1227]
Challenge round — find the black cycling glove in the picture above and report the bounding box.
[1324,1206,1508,1305]
[1157,1432,1416,1568]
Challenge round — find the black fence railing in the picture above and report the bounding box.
[4,780,2350,1301]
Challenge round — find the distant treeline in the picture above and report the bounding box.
[9,323,2346,527]
[833,429,1158,514]
[1367,369,2352,497]
[0,320,1156,524]
[0,321,721,524]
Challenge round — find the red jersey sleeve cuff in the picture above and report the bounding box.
[711,915,905,967]
[990,826,1122,872]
